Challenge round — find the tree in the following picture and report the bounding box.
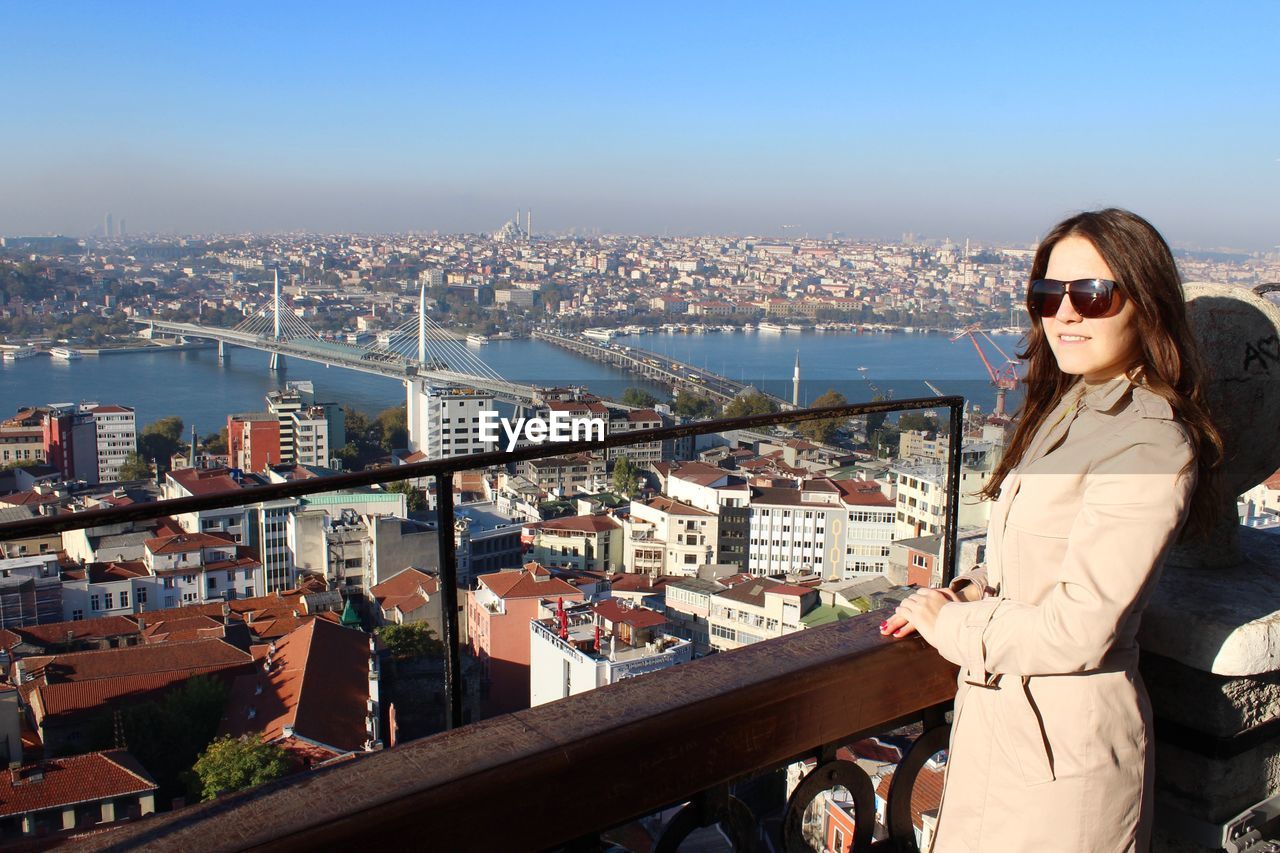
[724,391,779,419]
[375,622,444,662]
[386,479,426,512]
[620,387,659,409]
[376,405,408,451]
[139,416,185,465]
[864,393,888,447]
[897,412,936,434]
[797,389,848,444]
[202,428,229,455]
[612,455,640,498]
[118,451,153,481]
[671,390,721,420]
[192,735,291,801]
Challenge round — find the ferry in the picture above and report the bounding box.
[49,346,83,361]
[785,324,805,333]
[1,345,37,361]
[466,334,489,347]
[583,328,616,342]
[758,322,785,334]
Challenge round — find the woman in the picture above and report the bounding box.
[881,209,1222,851]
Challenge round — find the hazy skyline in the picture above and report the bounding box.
[3,2,1277,250]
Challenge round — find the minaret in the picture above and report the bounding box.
[189,424,197,467]
[792,351,801,407]
[526,209,532,240]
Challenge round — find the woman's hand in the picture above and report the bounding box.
[880,587,958,641]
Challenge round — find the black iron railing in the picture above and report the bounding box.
[0,395,965,733]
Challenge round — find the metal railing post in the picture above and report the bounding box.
[434,472,464,729]
[942,398,965,584]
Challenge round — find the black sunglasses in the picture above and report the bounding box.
[1027,278,1120,319]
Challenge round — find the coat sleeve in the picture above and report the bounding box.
[948,563,988,598]
[931,423,1196,678]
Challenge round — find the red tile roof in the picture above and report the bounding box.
[0,751,157,818]
[478,565,582,601]
[144,531,236,554]
[166,467,242,496]
[220,619,373,756]
[527,514,621,534]
[641,496,714,517]
[592,600,667,629]
[876,764,945,830]
[835,479,895,507]
[24,639,253,718]
[86,560,149,583]
[3,616,141,651]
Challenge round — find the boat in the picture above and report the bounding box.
[1,345,37,361]
[583,328,616,342]
[466,334,489,347]
[49,347,82,361]
[785,324,804,333]
[758,322,785,334]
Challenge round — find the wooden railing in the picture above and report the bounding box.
[84,612,958,852]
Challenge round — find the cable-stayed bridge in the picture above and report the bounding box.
[131,277,536,405]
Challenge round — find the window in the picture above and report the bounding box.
[163,577,175,589]
[104,592,114,609]
[183,592,197,602]
[90,594,100,611]
[912,554,928,568]
[120,590,129,608]
[72,609,84,621]
[137,588,147,604]
[208,577,218,589]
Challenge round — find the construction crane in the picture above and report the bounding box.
[922,380,945,397]
[857,366,892,400]
[951,324,1019,418]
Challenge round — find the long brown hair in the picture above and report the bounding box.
[977,208,1223,541]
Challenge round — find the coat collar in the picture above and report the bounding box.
[1077,366,1143,415]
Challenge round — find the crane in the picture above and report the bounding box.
[857,366,892,401]
[922,380,945,397]
[951,324,1019,418]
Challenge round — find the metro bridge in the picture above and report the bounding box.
[130,277,536,406]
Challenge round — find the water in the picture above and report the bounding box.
[614,328,1028,412]
[0,330,1027,430]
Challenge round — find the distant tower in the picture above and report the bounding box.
[792,351,801,407]
[190,424,197,467]
[119,217,127,239]
[526,209,532,240]
[964,237,971,259]
[104,212,113,239]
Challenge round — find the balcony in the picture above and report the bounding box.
[4,371,1280,850]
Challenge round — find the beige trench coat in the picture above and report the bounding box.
[928,374,1198,852]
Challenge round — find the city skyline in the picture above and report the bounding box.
[3,2,1277,250]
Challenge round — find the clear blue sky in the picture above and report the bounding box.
[3,1,1277,249]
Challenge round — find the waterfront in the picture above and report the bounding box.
[0,330,1025,430]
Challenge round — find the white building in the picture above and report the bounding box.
[707,577,820,652]
[83,404,136,483]
[407,383,496,458]
[891,462,947,540]
[141,531,264,608]
[291,406,332,468]
[529,599,692,707]
[624,496,719,577]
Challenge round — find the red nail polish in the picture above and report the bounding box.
[879,621,888,630]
